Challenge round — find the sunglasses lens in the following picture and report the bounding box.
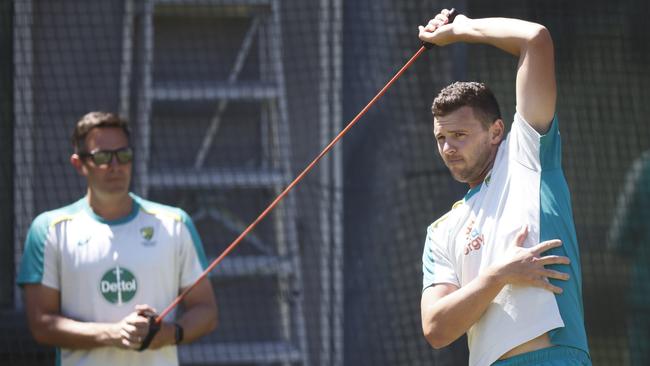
[92,151,113,165]
[116,149,133,163]
[84,148,133,165]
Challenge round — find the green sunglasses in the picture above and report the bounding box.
[79,147,134,165]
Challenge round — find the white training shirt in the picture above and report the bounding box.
[18,193,208,366]
[423,113,571,366]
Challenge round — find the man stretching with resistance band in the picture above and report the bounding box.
[18,112,217,365]
[419,10,590,366]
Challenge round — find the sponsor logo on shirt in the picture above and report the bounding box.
[100,266,137,305]
[140,226,156,246]
[463,220,485,255]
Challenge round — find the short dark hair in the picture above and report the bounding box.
[71,111,130,153]
[432,82,501,129]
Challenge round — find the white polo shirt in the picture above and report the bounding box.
[18,193,208,366]
[423,113,589,366]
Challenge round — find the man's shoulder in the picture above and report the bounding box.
[31,198,87,229]
[511,111,559,135]
[131,193,190,224]
[427,199,465,232]
[500,112,562,172]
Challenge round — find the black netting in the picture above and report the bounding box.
[4,0,650,365]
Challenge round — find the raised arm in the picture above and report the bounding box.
[419,10,556,133]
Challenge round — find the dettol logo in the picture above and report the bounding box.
[100,266,137,305]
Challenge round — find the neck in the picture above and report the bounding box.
[468,180,482,189]
[467,147,498,188]
[86,190,133,221]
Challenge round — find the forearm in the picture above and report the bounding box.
[30,313,119,349]
[454,17,550,56]
[157,278,218,347]
[422,271,504,348]
[149,303,217,349]
[176,302,218,344]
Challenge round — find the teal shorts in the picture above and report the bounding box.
[491,346,591,366]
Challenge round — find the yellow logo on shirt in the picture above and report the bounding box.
[140,226,154,241]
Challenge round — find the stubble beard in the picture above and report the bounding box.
[447,144,493,185]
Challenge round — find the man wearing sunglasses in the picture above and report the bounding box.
[17,111,218,366]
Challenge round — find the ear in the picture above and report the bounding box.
[70,154,87,176]
[489,119,505,144]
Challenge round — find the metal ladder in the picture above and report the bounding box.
[121,0,309,364]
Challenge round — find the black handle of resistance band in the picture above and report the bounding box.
[138,314,161,352]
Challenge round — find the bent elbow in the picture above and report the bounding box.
[29,325,53,346]
[422,323,453,349]
[529,25,553,48]
[424,334,453,350]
